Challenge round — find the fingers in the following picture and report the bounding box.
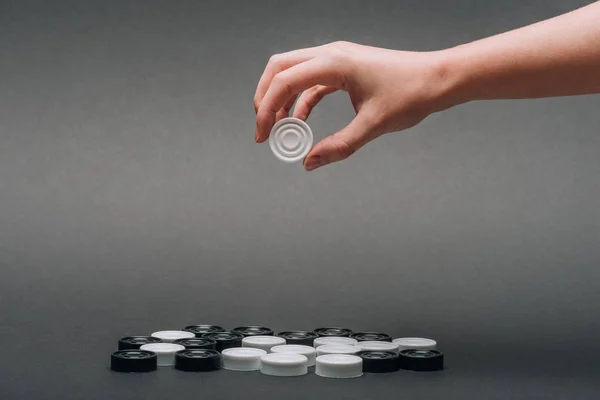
[254,46,327,113]
[256,56,346,142]
[303,110,379,171]
[274,84,337,124]
[275,94,299,122]
[293,85,339,121]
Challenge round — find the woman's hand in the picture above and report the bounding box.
[253,42,454,171]
[254,2,600,171]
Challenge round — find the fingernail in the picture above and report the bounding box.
[304,156,323,171]
[255,120,261,142]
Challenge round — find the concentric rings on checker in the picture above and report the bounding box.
[313,336,358,348]
[355,340,399,353]
[182,325,225,337]
[150,330,195,343]
[276,331,318,347]
[111,350,157,373]
[201,331,244,352]
[398,349,444,371]
[242,335,286,352]
[173,337,217,350]
[174,349,221,372]
[314,327,353,337]
[232,326,274,337]
[393,337,437,350]
[268,117,313,163]
[350,332,392,342]
[118,336,162,350]
[358,351,399,373]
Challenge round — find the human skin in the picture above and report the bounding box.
[253,1,600,171]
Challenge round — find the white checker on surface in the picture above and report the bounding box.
[270,344,317,367]
[268,117,313,163]
[313,336,359,348]
[221,347,267,371]
[150,330,195,343]
[260,353,308,377]
[242,335,286,352]
[355,341,400,354]
[392,337,437,350]
[139,343,185,366]
[315,354,363,379]
[316,344,360,356]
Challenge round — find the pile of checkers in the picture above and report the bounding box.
[111,326,443,378]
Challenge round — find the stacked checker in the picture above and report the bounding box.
[393,337,442,372]
[110,325,444,376]
[242,335,286,352]
[201,332,244,352]
[276,330,318,346]
[110,326,227,373]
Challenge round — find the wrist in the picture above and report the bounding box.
[429,45,477,112]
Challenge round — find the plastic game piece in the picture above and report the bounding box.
[316,344,360,356]
[110,350,157,373]
[313,336,359,348]
[315,354,363,378]
[398,349,444,371]
[271,345,317,367]
[174,349,221,372]
[350,332,392,342]
[392,337,437,350]
[182,325,225,337]
[268,117,313,163]
[232,326,274,337]
[358,351,399,373]
[201,332,244,352]
[260,353,309,377]
[242,335,286,352]
[139,343,185,366]
[221,348,267,371]
[276,331,318,347]
[314,327,353,337]
[355,341,399,353]
[173,337,217,350]
[118,336,162,350]
[150,330,195,343]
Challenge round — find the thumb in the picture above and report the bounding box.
[303,111,377,171]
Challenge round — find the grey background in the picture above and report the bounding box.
[1,0,599,398]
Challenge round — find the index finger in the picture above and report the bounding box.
[256,56,346,142]
[254,45,329,113]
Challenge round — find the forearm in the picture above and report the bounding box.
[440,1,600,106]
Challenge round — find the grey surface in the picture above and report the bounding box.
[1,0,599,398]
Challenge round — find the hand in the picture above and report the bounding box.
[253,41,453,171]
[255,2,600,171]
